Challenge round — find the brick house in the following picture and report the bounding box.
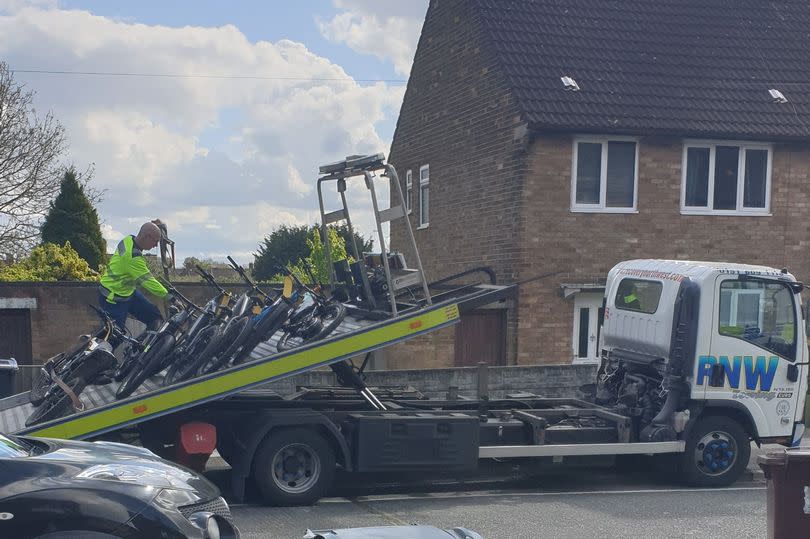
[387,0,810,369]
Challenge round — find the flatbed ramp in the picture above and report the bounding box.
[0,284,512,440]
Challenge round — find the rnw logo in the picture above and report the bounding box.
[0,512,14,520]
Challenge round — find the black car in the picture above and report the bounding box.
[0,433,238,539]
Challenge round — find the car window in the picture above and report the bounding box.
[615,278,663,314]
[0,434,29,457]
[718,279,797,361]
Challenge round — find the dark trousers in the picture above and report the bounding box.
[98,289,162,330]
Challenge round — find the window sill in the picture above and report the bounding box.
[570,207,638,214]
[417,224,429,230]
[680,209,772,217]
[572,358,600,365]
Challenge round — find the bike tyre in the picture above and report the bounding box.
[116,334,175,399]
[276,301,346,352]
[234,308,289,365]
[165,325,221,385]
[26,376,86,427]
[30,353,66,406]
[197,316,250,375]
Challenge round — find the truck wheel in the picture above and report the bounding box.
[679,415,750,487]
[252,427,335,506]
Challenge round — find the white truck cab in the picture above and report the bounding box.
[599,259,807,485]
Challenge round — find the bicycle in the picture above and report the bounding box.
[192,256,274,377]
[115,289,199,399]
[275,264,347,352]
[26,306,140,426]
[163,266,235,385]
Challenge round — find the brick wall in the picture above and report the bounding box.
[0,282,252,363]
[387,0,527,368]
[517,133,810,364]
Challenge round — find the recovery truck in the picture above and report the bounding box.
[0,155,806,506]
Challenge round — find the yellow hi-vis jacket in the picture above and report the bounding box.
[99,235,168,303]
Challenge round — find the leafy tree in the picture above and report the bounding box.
[183,256,212,271]
[277,228,349,284]
[0,62,67,258]
[253,224,373,281]
[253,225,312,281]
[333,223,374,258]
[0,241,97,281]
[41,169,106,270]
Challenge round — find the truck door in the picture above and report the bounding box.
[703,276,802,439]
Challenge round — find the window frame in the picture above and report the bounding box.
[404,169,413,214]
[418,164,429,228]
[680,140,773,216]
[716,277,798,362]
[570,135,640,213]
[613,278,664,315]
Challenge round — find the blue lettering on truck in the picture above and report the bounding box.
[697,355,779,391]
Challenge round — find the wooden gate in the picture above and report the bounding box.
[0,309,33,393]
[454,309,506,366]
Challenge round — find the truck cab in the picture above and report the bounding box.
[598,259,807,484]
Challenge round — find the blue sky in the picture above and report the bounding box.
[0,0,428,263]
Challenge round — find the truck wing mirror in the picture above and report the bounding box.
[709,363,725,387]
[787,363,799,383]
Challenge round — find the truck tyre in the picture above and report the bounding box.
[252,427,336,506]
[679,415,750,487]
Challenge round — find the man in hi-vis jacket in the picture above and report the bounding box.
[99,220,169,330]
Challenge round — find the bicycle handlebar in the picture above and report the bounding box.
[228,255,274,301]
[195,264,225,293]
[159,279,202,312]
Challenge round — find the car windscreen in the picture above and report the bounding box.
[0,433,30,457]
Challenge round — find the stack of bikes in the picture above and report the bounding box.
[26,258,346,427]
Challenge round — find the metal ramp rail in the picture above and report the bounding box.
[0,283,513,441]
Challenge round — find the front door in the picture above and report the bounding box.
[454,309,506,366]
[573,293,602,363]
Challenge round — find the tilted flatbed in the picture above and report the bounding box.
[0,283,512,439]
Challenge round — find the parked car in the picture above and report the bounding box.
[304,526,483,538]
[0,432,238,539]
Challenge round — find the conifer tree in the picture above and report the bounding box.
[40,169,107,270]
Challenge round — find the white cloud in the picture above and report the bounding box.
[318,0,428,76]
[0,6,403,262]
[100,223,123,241]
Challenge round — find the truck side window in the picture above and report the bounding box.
[718,280,796,361]
[614,278,663,314]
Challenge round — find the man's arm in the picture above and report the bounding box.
[129,256,168,298]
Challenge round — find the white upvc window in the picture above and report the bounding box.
[571,136,639,213]
[681,140,772,215]
[404,169,413,214]
[418,164,429,228]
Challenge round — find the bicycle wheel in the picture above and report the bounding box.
[312,301,346,341]
[277,301,346,352]
[234,307,290,365]
[164,325,220,385]
[114,334,152,382]
[116,334,175,399]
[197,316,250,376]
[30,353,66,406]
[26,376,85,427]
